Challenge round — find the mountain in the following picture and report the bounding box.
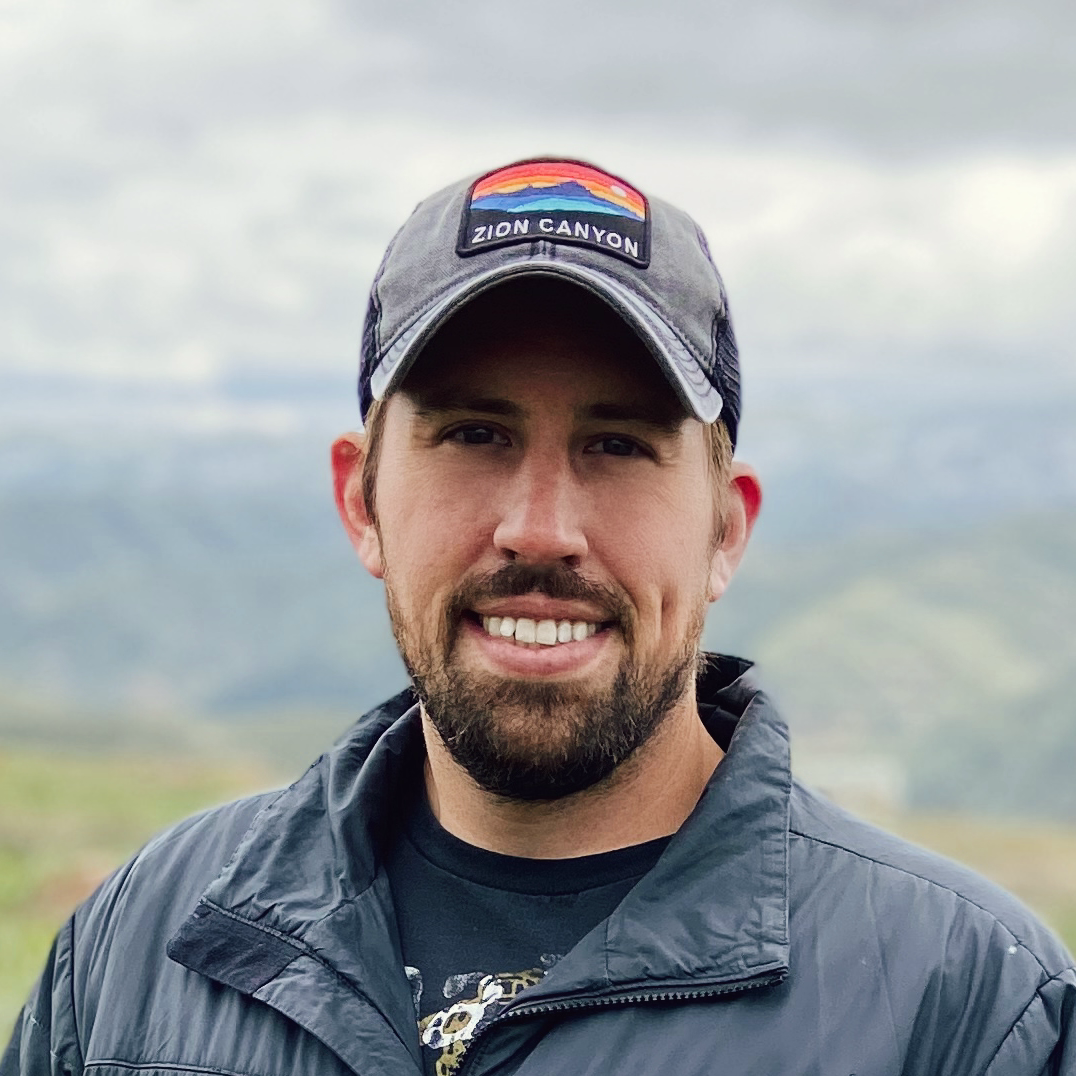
[2,366,1076,818]
[472,181,628,216]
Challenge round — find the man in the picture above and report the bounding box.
[4,158,1074,1076]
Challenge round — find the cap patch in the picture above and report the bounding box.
[457,159,650,267]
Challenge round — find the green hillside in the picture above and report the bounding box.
[705,513,1076,818]
[1,505,1075,821]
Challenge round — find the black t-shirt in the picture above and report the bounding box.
[384,791,670,1076]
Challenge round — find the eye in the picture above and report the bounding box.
[446,424,510,447]
[586,436,647,458]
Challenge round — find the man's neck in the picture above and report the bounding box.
[421,700,724,859]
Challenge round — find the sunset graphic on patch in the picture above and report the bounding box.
[459,158,651,266]
[470,161,646,221]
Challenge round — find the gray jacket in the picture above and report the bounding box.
[5,656,1075,1075]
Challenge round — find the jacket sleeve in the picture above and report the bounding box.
[1,919,84,1076]
[983,968,1076,1076]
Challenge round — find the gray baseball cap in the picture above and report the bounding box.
[358,157,742,448]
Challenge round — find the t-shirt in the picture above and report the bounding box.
[384,791,670,1076]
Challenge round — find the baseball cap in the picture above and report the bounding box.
[358,157,742,448]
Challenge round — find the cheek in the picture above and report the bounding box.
[602,480,715,561]
[380,449,498,528]
[375,474,494,597]
[592,492,714,622]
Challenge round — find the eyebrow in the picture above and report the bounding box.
[411,392,522,419]
[584,401,686,433]
[410,390,686,433]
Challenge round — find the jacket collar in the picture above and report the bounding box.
[522,654,791,1004]
[168,655,790,1055]
[167,687,428,1072]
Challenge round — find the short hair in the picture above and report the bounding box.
[360,395,387,528]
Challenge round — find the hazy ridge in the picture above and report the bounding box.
[2,369,1075,818]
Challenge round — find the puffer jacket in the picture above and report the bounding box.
[4,656,1075,1076]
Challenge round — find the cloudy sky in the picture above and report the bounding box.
[2,0,1073,411]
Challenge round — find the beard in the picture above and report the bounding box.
[384,561,705,802]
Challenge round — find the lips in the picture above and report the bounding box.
[451,565,625,658]
[480,614,599,647]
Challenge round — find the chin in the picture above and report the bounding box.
[416,659,691,803]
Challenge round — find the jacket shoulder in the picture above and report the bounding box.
[69,789,283,1022]
[138,788,283,866]
[789,782,1076,1074]
[789,779,1074,977]
[3,788,285,1076]
[79,785,284,929]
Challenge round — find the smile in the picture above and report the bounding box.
[479,614,600,647]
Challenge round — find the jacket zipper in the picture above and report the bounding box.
[456,969,787,1076]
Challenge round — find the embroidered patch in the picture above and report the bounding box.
[457,159,650,267]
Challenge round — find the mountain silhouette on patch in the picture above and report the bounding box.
[472,180,640,219]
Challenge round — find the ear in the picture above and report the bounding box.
[709,462,762,602]
[331,432,384,579]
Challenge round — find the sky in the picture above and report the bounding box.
[2,0,1073,419]
[2,0,1076,730]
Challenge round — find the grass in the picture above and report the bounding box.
[2,748,1075,1042]
[0,747,275,1036]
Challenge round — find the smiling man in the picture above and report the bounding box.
[5,159,1074,1076]
[336,278,750,848]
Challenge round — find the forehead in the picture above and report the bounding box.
[399,278,687,422]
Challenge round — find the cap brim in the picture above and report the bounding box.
[368,260,723,425]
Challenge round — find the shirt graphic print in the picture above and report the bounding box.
[405,957,559,1076]
[385,791,670,1076]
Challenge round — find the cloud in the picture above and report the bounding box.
[0,0,1072,387]
[352,0,1076,153]
[650,147,1076,364]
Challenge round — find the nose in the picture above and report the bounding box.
[492,451,589,565]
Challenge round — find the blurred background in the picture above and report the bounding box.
[2,0,1075,1025]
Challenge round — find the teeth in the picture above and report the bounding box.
[481,614,601,647]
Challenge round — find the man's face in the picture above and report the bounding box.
[348,286,734,800]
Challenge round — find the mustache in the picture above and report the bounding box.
[446,563,631,631]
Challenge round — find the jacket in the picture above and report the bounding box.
[5,655,1075,1076]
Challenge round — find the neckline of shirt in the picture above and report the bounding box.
[403,789,671,896]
